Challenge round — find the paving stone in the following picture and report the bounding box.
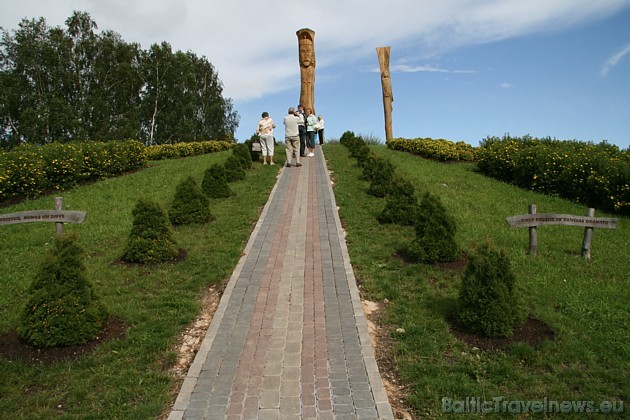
[168,153,393,419]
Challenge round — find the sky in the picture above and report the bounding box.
[1,0,629,149]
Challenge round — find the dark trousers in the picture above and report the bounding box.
[307,131,315,149]
[298,126,307,156]
[317,129,324,145]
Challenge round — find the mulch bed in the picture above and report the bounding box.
[0,317,128,365]
[448,315,555,352]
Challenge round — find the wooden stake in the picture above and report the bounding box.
[55,197,64,236]
[581,208,595,260]
[528,204,537,256]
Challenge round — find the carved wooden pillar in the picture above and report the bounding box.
[376,46,393,141]
[297,28,316,114]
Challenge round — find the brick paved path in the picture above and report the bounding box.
[169,147,394,419]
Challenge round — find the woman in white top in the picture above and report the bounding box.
[317,115,325,145]
[256,112,276,165]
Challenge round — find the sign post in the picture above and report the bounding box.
[506,205,617,259]
[0,197,86,235]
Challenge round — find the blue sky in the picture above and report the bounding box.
[1,0,629,149]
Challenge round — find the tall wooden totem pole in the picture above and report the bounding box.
[376,46,393,140]
[297,28,316,113]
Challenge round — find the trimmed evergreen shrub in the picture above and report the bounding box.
[122,198,179,263]
[367,157,396,198]
[362,153,380,181]
[201,163,233,198]
[18,234,109,348]
[407,192,460,263]
[232,143,253,169]
[377,174,419,225]
[457,241,526,337]
[354,145,371,167]
[339,130,357,146]
[246,134,261,162]
[169,176,215,225]
[223,155,246,182]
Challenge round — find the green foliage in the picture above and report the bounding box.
[324,143,629,416]
[377,174,419,226]
[387,137,476,161]
[407,192,460,263]
[231,143,253,169]
[358,132,382,145]
[0,11,239,148]
[0,140,147,201]
[246,133,261,162]
[122,198,179,263]
[339,130,357,145]
[169,176,214,225]
[457,241,527,338]
[145,140,233,161]
[476,134,630,214]
[340,131,368,160]
[201,163,233,198]
[366,156,396,198]
[223,155,246,182]
[17,234,108,348]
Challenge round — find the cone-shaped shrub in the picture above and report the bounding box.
[407,192,460,263]
[232,143,253,169]
[340,130,357,146]
[367,157,396,198]
[202,163,233,199]
[223,155,246,182]
[169,176,215,225]
[457,241,526,337]
[18,234,109,348]
[246,134,261,162]
[377,174,419,225]
[362,153,381,181]
[122,198,179,263]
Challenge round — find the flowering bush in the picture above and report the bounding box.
[476,135,630,214]
[387,138,476,162]
[0,140,147,201]
[145,140,232,161]
[0,140,234,203]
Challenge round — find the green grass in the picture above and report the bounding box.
[0,151,281,418]
[323,144,628,418]
[1,144,627,418]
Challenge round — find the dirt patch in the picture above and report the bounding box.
[0,278,220,369]
[434,253,468,270]
[166,283,224,378]
[0,317,128,365]
[362,300,415,419]
[448,315,555,352]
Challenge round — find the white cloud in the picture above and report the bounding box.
[1,0,629,99]
[601,43,630,77]
[388,64,476,74]
[392,64,448,73]
[501,82,513,88]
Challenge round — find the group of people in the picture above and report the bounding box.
[255,105,324,168]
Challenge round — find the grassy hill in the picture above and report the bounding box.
[0,144,627,418]
[324,143,628,418]
[0,150,281,417]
